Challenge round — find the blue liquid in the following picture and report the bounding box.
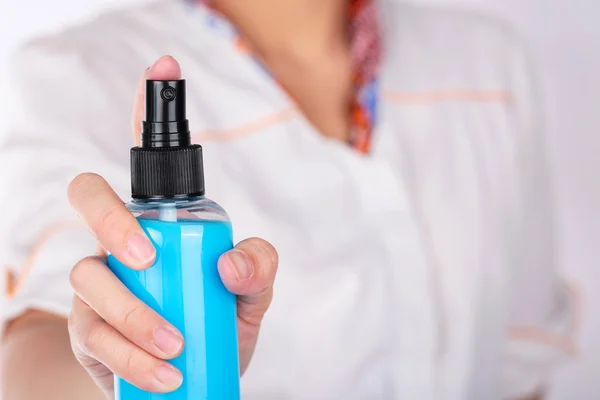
[108,218,240,400]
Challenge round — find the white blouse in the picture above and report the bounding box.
[0,1,577,399]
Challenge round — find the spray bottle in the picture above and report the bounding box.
[107,80,240,399]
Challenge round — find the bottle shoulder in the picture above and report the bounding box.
[126,196,230,223]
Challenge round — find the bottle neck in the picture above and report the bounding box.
[131,195,205,206]
[133,196,207,222]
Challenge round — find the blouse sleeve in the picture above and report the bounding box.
[0,39,133,332]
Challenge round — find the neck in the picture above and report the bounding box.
[212,0,354,142]
[212,0,348,64]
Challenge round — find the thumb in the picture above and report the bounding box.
[217,238,278,374]
[131,56,183,145]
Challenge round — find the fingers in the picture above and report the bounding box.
[69,296,183,393]
[70,256,184,360]
[218,238,278,373]
[218,238,278,326]
[73,57,182,262]
[132,56,182,145]
[68,173,155,270]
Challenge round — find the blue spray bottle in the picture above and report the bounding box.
[108,80,240,399]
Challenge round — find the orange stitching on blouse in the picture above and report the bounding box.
[191,89,514,142]
[507,280,584,355]
[507,327,578,355]
[192,108,298,142]
[383,89,514,104]
[4,220,83,299]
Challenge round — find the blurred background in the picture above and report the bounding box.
[0,0,598,398]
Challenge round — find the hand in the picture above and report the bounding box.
[66,56,278,397]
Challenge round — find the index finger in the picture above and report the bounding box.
[69,57,183,269]
[68,173,155,270]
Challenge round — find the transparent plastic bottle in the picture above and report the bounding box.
[107,80,240,399]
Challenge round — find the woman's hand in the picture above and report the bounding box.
[66,56,278,397]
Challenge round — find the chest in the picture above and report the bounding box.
[194,93,521,272]
[378,96,523,396]
[190,96,521,397]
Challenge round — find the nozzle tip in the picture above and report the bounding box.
[145,80,186,123]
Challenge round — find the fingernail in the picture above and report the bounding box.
[149,55,172,72]
[153,327,184,356]
[127,233,155,264]
[154,364,183,390]
[228,250,254,282]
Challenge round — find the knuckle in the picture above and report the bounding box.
[238,288,273,327]
[122,349,138,377]
[83,318,111,355]
[70,256,98,289]
[122,302,150,329]
[120,352,156,392]
[255,284,274,307]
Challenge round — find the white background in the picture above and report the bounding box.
[0,0,598,399]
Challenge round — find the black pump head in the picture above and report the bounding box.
[142,80,190,148]
[131,79,205,199]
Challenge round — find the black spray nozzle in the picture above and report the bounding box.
[131,79,205,199]
[142,80,190,148]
